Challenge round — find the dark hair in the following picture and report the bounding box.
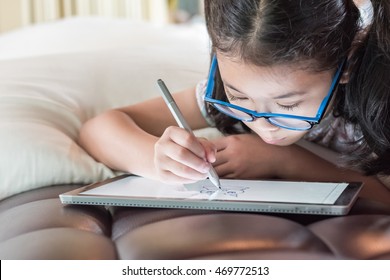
[334,0,390,175]
[204,0,390,175]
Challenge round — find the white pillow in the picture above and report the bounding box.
[0,18,212,200]
[0,17,210,61]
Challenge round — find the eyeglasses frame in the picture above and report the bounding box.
[204,55,346,131]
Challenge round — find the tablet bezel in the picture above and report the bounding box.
[59,175,363,215]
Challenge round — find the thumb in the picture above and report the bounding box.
[198,137,217,163]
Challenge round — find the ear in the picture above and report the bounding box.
[339,58,352,84]
[340,27,368,84]
[339,69,350,84]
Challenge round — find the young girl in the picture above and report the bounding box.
[79,0,390,204]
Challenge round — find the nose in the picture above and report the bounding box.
[250,102,280,132]
[252,117,280,132]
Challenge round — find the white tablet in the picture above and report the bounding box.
[59,175,363,215]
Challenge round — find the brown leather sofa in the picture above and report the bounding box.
[1,183,390,260]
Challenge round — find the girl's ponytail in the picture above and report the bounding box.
[341,0,390,175]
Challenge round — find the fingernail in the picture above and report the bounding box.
[201,163,210,173]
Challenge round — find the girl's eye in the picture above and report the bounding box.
[277,103,300,111]
[225,89,248,101]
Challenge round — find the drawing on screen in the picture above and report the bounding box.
[199,186,249,197]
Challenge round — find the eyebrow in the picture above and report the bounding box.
[224,82,307,99]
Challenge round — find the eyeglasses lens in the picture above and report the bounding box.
[212,103,253,121]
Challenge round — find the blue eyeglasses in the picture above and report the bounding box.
[204,55,345,131]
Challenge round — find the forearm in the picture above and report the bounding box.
[280,143,390,204]
[79,109,158,178]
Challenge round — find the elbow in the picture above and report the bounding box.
[78,109,118,153]
[78,117,92,151]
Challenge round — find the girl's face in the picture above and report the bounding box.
[217,53,334,146]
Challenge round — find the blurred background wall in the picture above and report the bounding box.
[0,0,204,34]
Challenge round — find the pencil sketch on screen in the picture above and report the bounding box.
[80,176,348,205]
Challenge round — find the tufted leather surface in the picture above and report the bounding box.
[1,185,390,259]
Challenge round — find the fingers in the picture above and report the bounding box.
[210,137,238,178]
[159,139,210,177]
[210,137,228,151]
[210,137,228,166]
[165,128,211,172]
[198,137,217,163]
[213,161,233,178]
[155,126,213,183]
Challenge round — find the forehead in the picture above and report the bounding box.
[217,53,323,82]
[216,53,333,95]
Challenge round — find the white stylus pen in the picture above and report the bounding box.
[157,79,221,189]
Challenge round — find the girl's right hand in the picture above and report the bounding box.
[154,126,217,184]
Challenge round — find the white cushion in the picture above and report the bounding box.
[0,17,212,200]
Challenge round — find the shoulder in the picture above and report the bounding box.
[304,112,363,153]
[195,79,215,126]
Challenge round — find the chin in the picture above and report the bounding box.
[261,136,303,146]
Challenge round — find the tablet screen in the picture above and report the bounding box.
[60,175,362,215]
[80,176,348,205]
